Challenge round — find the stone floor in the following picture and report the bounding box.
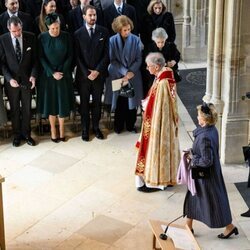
[0,63,249,250]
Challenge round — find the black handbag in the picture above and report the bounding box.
[191,166,211,179]
[119,81,135,98]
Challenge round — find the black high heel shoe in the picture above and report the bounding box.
[59,137,66,142]
[51,137,59,143]
[217,227,239,239]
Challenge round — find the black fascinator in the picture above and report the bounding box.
[201,102,211,115]
[45,13,59,26]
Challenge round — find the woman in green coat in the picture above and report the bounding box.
[38,13,74,142]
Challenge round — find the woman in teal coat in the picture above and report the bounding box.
[38,13,74,142]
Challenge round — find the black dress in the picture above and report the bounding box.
[37,31,74,118]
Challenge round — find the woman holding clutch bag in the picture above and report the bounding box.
[105,15,143,134]
[184,103,239,239]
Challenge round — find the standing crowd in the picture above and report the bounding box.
[0,0,180,144]
[0,0,241,241]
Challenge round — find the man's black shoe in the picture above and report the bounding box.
[241,209,250,217]
[94,129,104,139]
[137,185,161,193]
[12,137,21,147]
[127,126,137,133]
[81,131,89,141]
[25,136,36,146]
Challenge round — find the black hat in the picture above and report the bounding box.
[45,13,59,26]
[201,102,211,115]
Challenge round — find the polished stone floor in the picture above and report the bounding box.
[0,63,249,250]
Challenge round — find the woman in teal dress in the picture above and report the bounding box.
[38,13,74,142]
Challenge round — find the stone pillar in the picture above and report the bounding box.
[220,0,250,163]
[182,0,208,62]
[205,0,250,163]
[203,0,215,103]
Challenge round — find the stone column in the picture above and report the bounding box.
[182,0,208,62]
[209,0,225,112]
[205,0,250,163]
[219,0,250,163]
[203,0,215,103]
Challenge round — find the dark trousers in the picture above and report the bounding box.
[78,77,104,132]
[114,96,137,132]
[5,84,32,138]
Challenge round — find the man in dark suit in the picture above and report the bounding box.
[74,5,109,141]
[0,0,34,34]
[103,0,137,36]
[24,0,42,20]
[126,0,150,34]
[0,16,38,146]
[68,0,103,34]
[92,0,112,11]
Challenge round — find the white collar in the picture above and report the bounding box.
[10,33,22,41]
[7,10,18,17]
[114,2,123,10]
[85,23,96,30]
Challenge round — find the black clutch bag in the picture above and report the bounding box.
[119,82,135,98]
[191,166,211,179]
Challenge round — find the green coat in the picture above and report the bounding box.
[37,31,74,117]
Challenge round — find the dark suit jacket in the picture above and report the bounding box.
[0,31,38,84]
[92,0,113,11]
[68,5,103,34]
[74,25,109,81]
[126,0,150,33]
[103,3,137,36]
[25,0,42,19]
[0,11,34,34]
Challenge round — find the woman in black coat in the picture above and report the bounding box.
[141,27,180,96]
[184,103,239,239]
[140,0,176,49]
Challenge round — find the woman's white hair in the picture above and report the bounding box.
[152,27,168,41]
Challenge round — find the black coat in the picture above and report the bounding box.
[0,11,34,34]
[24,0,42,19]
[126,0,150,34]
[74,24,109,81]
[92,0,113,11]
[140,11,176,46]
[0,31,38,83]
[103,3,137,36]
[147,41,180,71]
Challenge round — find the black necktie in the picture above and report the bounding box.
[117,6,122,15]
[15,38,22,63]
[90,27,94,39]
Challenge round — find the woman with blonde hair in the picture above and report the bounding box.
[184,103,239,239]
[105,15,143,134]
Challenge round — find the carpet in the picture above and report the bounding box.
[177,68,207,126]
